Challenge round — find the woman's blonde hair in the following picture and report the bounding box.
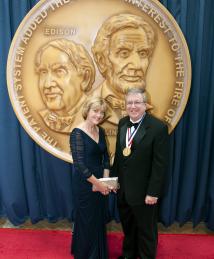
[82,96,107,120]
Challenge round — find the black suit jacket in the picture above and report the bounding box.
[112,114,169,206]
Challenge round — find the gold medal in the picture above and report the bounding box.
[7,0,191,163]
[123,147,131,156]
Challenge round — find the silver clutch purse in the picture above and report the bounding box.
[98,177,119,189]
[92,177,119,191]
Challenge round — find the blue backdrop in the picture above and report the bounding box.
[0,0,214,229]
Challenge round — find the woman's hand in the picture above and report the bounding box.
[88,174,112,195]
[94,181,111,195]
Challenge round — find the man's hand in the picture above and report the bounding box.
[145,195,158,205]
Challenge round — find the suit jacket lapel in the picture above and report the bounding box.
[120,119,129,148]
[133,113,149,147]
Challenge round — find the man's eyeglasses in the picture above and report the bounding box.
[126,101,145,107]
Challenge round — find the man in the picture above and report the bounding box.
[112,88,169,259]
[35,39,95,133]
[92,13,156,125]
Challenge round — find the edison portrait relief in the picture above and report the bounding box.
[35,39,95,133]
[92,13,156,125]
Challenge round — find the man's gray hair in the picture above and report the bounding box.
[126,87,147,102]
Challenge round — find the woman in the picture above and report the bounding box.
[70,96,111,259]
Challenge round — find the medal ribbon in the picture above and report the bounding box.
[125,117,144,148]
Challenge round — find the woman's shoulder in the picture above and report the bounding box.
[71,125,84,136]
[70,128,85,145]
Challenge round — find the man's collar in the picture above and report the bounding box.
[101,81,125,110]
[39,96,86,133]
[130,113,146,124]
[39,109,76,133]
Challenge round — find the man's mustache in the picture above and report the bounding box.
[117,67,145,78]
[44,87,63,95]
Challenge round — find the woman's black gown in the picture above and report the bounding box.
[70,127,110,259]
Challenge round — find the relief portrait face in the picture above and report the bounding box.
[107,27,152,95]
[38,46,82,115]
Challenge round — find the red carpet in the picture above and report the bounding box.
[0,229,214,259]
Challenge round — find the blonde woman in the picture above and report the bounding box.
[70,96,111,259]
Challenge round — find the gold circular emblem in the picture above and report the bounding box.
[123,147,131,157]
[7,0,191,163]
